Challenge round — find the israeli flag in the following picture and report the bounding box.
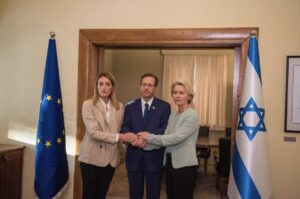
[227,36,273,199]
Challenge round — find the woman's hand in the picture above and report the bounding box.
[137,132,149,148]
[119,133,138,145]
[137,131,149,140]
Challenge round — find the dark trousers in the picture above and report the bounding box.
[127,156,163,199]
[127,170,162,199]
[80,162,115,199]
[165,154,197,199]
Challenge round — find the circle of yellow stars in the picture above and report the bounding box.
[37,129,65,148]
[36,94,65,148]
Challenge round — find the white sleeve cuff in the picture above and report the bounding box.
[115,133,119,143]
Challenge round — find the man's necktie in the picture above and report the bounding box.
[144,103,149,119]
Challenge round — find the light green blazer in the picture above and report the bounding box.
[145,108,199,169]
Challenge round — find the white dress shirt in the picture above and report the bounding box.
[100,98,111,121]
[100,98,120,142]
[141,97,154,116]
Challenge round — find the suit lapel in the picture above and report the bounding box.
[108,105,117,129]
[148,97,157,119]
[135,98,143,117]
[133,99,146,127]
[144,97,158,126]
[95,100,109,126]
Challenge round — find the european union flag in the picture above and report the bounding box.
[35,36,69,199]
[227,36,273,199]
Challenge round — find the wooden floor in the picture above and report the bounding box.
[107,157,221,199]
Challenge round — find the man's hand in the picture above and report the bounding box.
[137,131,150,148]
[137,131,149,140]
[119,132,138,146]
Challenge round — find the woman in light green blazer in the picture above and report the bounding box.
[138,81,200,199]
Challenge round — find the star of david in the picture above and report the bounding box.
[237,97,266,141]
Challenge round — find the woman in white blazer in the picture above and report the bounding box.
[79,72,136,199]
[138,81,199,199]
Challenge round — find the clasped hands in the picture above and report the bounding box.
[119,132,149,148]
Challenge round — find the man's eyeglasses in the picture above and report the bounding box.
[141,83,155,88]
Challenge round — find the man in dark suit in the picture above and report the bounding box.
[121,73,171,199]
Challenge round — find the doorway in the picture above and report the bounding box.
[74,28,257,198]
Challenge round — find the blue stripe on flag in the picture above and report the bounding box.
[248,36,262,82]
[232,144,261,199]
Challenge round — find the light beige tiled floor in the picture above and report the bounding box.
[107,156,221,199]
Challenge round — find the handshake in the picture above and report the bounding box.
[119,132,149,148]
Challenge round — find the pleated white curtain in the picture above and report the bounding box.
[162,55,194,110]
[194,55,227,130]
[162,55,227,130]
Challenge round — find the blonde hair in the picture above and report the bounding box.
[92,72,120,110]
[171,81,194,104]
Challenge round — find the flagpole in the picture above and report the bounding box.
[35,31,69,199]
[50,31,55,39]
[227,34,273,199]
[250,30,257,37]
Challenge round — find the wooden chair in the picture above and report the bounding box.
[196,126,210,175]
[214,137,231,197]
[225,127,232,137]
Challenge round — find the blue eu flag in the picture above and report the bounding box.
[35,37,69,199]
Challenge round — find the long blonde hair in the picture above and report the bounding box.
[92,72,120,110]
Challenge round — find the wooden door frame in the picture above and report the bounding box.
[74,28,258,198]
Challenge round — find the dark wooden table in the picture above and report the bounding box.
[196,136,219,148]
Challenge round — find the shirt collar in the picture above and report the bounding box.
[141,97,154,108]
[100,98,111,109]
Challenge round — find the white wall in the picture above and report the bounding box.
[1,0,300,198]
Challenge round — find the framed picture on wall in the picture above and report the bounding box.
[285,56,300,132]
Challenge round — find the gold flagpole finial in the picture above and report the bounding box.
[50,31,56,39]
[250,30,257,37]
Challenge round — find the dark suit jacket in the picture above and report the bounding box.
[121,97,171,172]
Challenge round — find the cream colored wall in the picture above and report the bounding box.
[103,50,114,74]
[105,49,164,105]
[1,0,300,198]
